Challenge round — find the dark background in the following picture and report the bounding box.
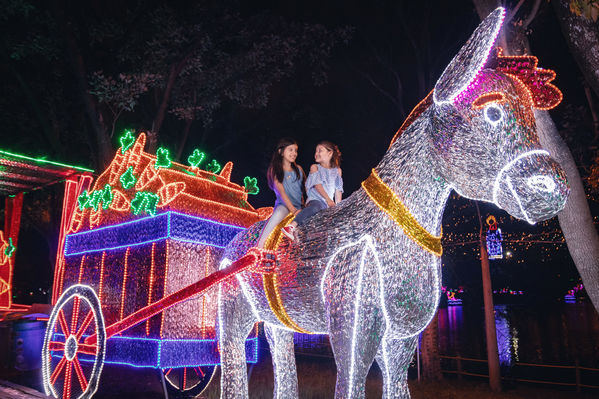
[1,0,596,305]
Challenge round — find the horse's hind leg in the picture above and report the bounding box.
[264,323,298,398]
[218,272,256,399]
[375,335,418,399]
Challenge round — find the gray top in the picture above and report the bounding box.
[274,168,304,210]
[306,164,343,204]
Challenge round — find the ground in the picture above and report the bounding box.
[2,350,598,398]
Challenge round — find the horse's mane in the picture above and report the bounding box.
[489,48,562,111]
[389,90,433,147]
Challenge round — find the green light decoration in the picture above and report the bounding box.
[120,166,137,189]
[181,169,196,177]
[155,147,172,169]
[119,130,136,154]
[130,191,160,216]
[205,159,221,174]
[187,149,206,168]
[4,237,15,258]
[0,150,93,172]
[77,190,90,210]
[101,184,113,210]
[89,190,104,211]
[243,176,259,195]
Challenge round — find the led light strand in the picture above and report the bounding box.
[146,243,156,336]
[119,248,131,322]
[362,169,442,256]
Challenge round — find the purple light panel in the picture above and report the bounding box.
[64,211,245,256]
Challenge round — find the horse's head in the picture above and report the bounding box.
[429,7,569,224]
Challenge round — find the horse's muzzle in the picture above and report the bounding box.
[493,151,569,224]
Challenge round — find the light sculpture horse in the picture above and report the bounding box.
[217,8,569,398]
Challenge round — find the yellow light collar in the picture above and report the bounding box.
[362,169,442,256]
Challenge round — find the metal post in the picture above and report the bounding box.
[476,203,501,392]
[457,353,462,381]
[575,359,581,393]
[417,335,421,382]
[160,369,170,399]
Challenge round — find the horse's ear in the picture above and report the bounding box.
[433,7,505,104]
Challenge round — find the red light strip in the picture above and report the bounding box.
[98,252,106,302]
[160,241,170,339]
[72,356,88,392]
[119,248,131,322]
[146,243,156,336]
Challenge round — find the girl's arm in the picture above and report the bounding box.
[274,180,300,214]
[315,184,336,207]
[334,168,343,204]
[298,165,306,206]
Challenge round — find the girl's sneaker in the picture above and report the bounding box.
[281,225,296,241]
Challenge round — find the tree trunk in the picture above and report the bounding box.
[61,21,113,169]
[175,119,194,162]
[420,311,442,381]
[535,110,599,312]
[553,0,599,99]
[472,0,599,315]
[149,53,195,153]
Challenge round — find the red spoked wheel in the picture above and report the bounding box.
[163,365,217,397]
[42,285,106,399]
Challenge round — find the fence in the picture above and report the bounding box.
[440,354,599,392]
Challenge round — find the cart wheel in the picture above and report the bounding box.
[42,285,106,399]
[163,365,217,398]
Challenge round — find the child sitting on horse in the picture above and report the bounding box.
[282,140,343,241]
[257,138,305,248]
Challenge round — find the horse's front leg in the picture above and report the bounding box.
[376,335,418,399]
[218,269,257,399]
[324,237,385,399]
[264,323,298,398]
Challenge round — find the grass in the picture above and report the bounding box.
[2,350,598,398]
[195,351,599,398]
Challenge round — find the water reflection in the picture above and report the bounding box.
[495,305,518,366]
[436,303,599,367]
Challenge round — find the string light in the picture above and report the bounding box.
[120,167,137,189]
[119,131,136,154]
[188,149,206,169]
[155,148,173,170]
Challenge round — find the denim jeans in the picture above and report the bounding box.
[293,200,326,226]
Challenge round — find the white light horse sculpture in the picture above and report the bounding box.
[218,8,569,398]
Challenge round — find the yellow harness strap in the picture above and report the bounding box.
[262,213,313,334]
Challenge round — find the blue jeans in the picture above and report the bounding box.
[293,200,326,226]
[257,205,290,248]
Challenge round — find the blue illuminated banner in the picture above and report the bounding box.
[53,334,258,368]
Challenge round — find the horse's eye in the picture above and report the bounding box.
[484,104,503,125]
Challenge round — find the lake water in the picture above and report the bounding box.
[437,302,599,368]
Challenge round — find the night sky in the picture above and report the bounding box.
[1,0,596,303]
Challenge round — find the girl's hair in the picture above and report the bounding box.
[317,140,342,168]
[267,137,302,190]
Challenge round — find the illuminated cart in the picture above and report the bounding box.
[42,133,271,399]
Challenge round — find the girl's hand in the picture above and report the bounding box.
[293,208,301,215]
[327,199,336,207]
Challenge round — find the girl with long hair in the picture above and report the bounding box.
[257,138,305,248]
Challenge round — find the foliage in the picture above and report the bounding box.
[570,0,599,21]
